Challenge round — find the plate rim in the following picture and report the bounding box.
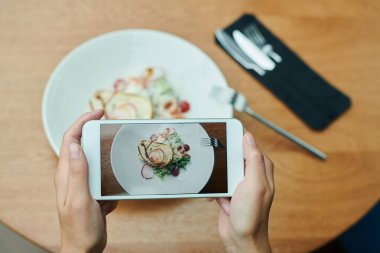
[42,29,233,156]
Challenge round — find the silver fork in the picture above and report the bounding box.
[215,29,266,76]
[209,86,327,160]
[243,24,282,63]
[201,138,226,149]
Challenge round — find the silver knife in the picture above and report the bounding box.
[233,30,276,71]
[215,29,266,76]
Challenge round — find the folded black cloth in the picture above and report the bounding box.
[216,14,351,130]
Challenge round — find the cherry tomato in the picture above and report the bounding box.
[183,144,190,151]
[179,101,190,113]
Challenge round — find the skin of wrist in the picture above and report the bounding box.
[60,247,87,253]
[60,243,92,253]
[240,238,271,253]
[229,232,271,253]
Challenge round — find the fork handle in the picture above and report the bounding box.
[246,63,266,76]
[268,51,282,63]
[245,108,327,160]
[263,45,282,63]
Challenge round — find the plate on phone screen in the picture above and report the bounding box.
[42,29,232,155]
[110,123,215,194]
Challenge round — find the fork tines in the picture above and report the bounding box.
[209,86,247,112]
[209,86,236,104]
[200,138,212,146]
[243,24,265,46]
[201,137,226,148]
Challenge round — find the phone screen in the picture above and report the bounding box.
[100,122,228,196]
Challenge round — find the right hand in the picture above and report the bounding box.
[208,132,274,253]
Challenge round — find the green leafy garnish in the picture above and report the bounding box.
[153,155,191,180]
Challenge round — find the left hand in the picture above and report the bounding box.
[55,110,118,253]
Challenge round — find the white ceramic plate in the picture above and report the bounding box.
[110,123,214,194]
[42,29,232,155]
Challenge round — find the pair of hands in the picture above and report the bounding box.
[55,110,274,253]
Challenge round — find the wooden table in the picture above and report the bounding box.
[1,1,379,252]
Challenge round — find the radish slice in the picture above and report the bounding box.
[164,127,175,135]
[150,134,158,141]
[141,164,153,179]
[177,145,185,153]
[113,79,128,92]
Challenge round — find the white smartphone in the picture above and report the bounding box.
[82,118,244,200]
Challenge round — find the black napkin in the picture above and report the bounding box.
[216,14,351,130]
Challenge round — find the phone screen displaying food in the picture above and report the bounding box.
[100,123,228,196]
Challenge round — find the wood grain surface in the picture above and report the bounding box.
[101,123,227,196]
[101,124,125,195]
[1,1,380,252]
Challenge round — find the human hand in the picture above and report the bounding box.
[55,110,118,253]
[208,132,274,253]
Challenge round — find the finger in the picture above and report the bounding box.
[59,110,104,168]
[61,109,104,155]
[99,201,118,216]
[56,110,104,207]
[206,198,215,202]
[65,143,92,206]
[216,198,231,216]
[263,154,274,191]
[245,132,274,190]
[243,132,267,183]
[65,109,104,143]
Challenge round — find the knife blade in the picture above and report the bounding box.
[215,29,266,76]
[233,30,276,71]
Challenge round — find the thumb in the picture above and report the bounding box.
[66,143,91,204]
[243,132,266,182]
[216,198,231,216]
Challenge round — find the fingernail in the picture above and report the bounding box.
[245,132,256,146]
[222,203,230,215]
[69,143,80,158]
[93,109,103,114]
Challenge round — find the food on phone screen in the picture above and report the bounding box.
[137,127,191,180]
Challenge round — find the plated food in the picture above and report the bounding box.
[137,127,191,180]
[89,67,190,119]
